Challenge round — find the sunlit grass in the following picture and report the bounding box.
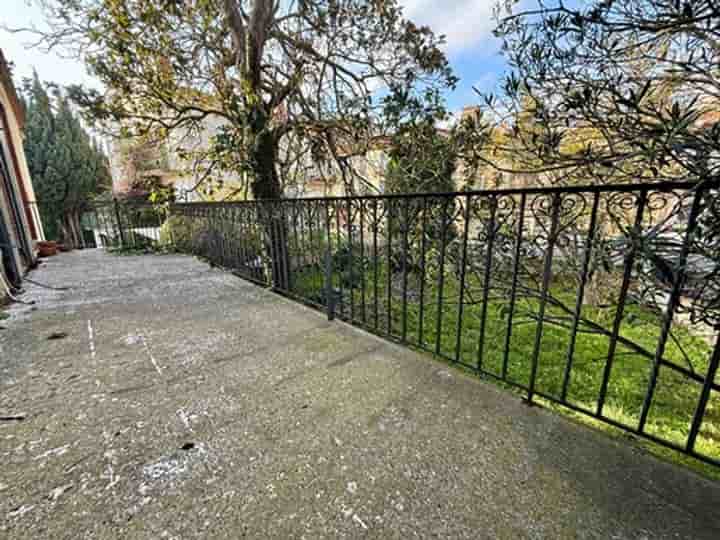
[290,256,720,480]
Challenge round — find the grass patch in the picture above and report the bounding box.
[289,255,720,479]
[107,244,174,256]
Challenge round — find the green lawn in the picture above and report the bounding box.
[289,251,720,479]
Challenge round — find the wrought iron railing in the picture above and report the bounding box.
[86,181,720,467]
[83,201,166,249]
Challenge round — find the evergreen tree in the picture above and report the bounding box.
[23,73,111,246]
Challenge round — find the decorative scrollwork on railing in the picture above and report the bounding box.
[86,180,720,466]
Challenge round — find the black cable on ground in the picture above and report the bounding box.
[23,278,71,291]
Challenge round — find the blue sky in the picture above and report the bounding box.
[1,0,511,112]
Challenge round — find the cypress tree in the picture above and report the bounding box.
[23,75,111,246]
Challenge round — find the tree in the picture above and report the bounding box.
[385,119,457,195]
[467,0,720,187]
[24,0,455,201]
[457,0,720,372]
[23,74,111,247]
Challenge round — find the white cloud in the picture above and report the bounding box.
[399,0,498,53]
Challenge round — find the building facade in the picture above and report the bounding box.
[0,49,45,296]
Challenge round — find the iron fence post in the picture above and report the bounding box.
[528,192,562,404]
[687,331,720,453]
[561,191,601,401]
[477,195,498,371]
[502,192,527,380]
[325,248,336,321]
[113,198,126,248]
[639,188,704,432]
[597,189,648,417]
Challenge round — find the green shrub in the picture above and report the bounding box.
[160,215,194,247]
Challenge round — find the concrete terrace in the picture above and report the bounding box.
[1,249,719,539]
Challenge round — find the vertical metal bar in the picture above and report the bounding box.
[292,201,300,288]
[228,207,237,268]
[217,207,224,262]
[324,200,333,311]
[157,206,163,247]
[246,205,253,272]
[502,193,526,380]
[325,249,336,321]
[99,206,107,248]
[238,206,250,277]
[435,197,450,356]
[401,198,410,342]
[561,192,600,401]
[307,202,316,272]
[229,207,237,268]
[418,197,429,347]
[114,199,126,248]
[298,200,307,271]
[346,198,355,321]
[279,201,290,291]
[638,189,704,431]
[386,198,394,336]
[359,200,367,324]
[128,207,136,249]
[237,206,245,270]
[237,206,244,269]
[309,202,319,297]
[477,196,498,371]
[255,203,265,283]
[245,206,253,279]
[267,204,278,288]
[335,200,345,316]
[597,189,648,416]
[454,194,472,363]
[686,332,720,452]
[373,199,379,331]
[223,207,230,265]
[528,193,562,402]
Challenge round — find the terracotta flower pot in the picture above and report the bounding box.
[37,241,58,257]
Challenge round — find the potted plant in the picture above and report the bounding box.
[37,241,58,257]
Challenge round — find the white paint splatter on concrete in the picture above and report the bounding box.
[87,319,96,359]
[143,458,188,481]
[7,504,34,518]
[139,334,162,375]
[352,514,369,530]
[49,483,73,501]
[123,334,142,346]
[34,445,70,461]
[177,409,195,431]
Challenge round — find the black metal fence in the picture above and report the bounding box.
[82,201,166,249]
[85,181,720,467]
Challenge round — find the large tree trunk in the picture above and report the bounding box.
[249,124,290,290]
[69,212,81,249]
[73,211,86,249]
[58,215,72,248]
[59,210,83,249]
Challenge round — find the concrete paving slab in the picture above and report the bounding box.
[1,249,719,539]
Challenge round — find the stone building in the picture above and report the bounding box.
[0,49,45,298]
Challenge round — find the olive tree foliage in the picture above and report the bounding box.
[455,1,720,360]
[467,0,720,187]
[21,0,456,200]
